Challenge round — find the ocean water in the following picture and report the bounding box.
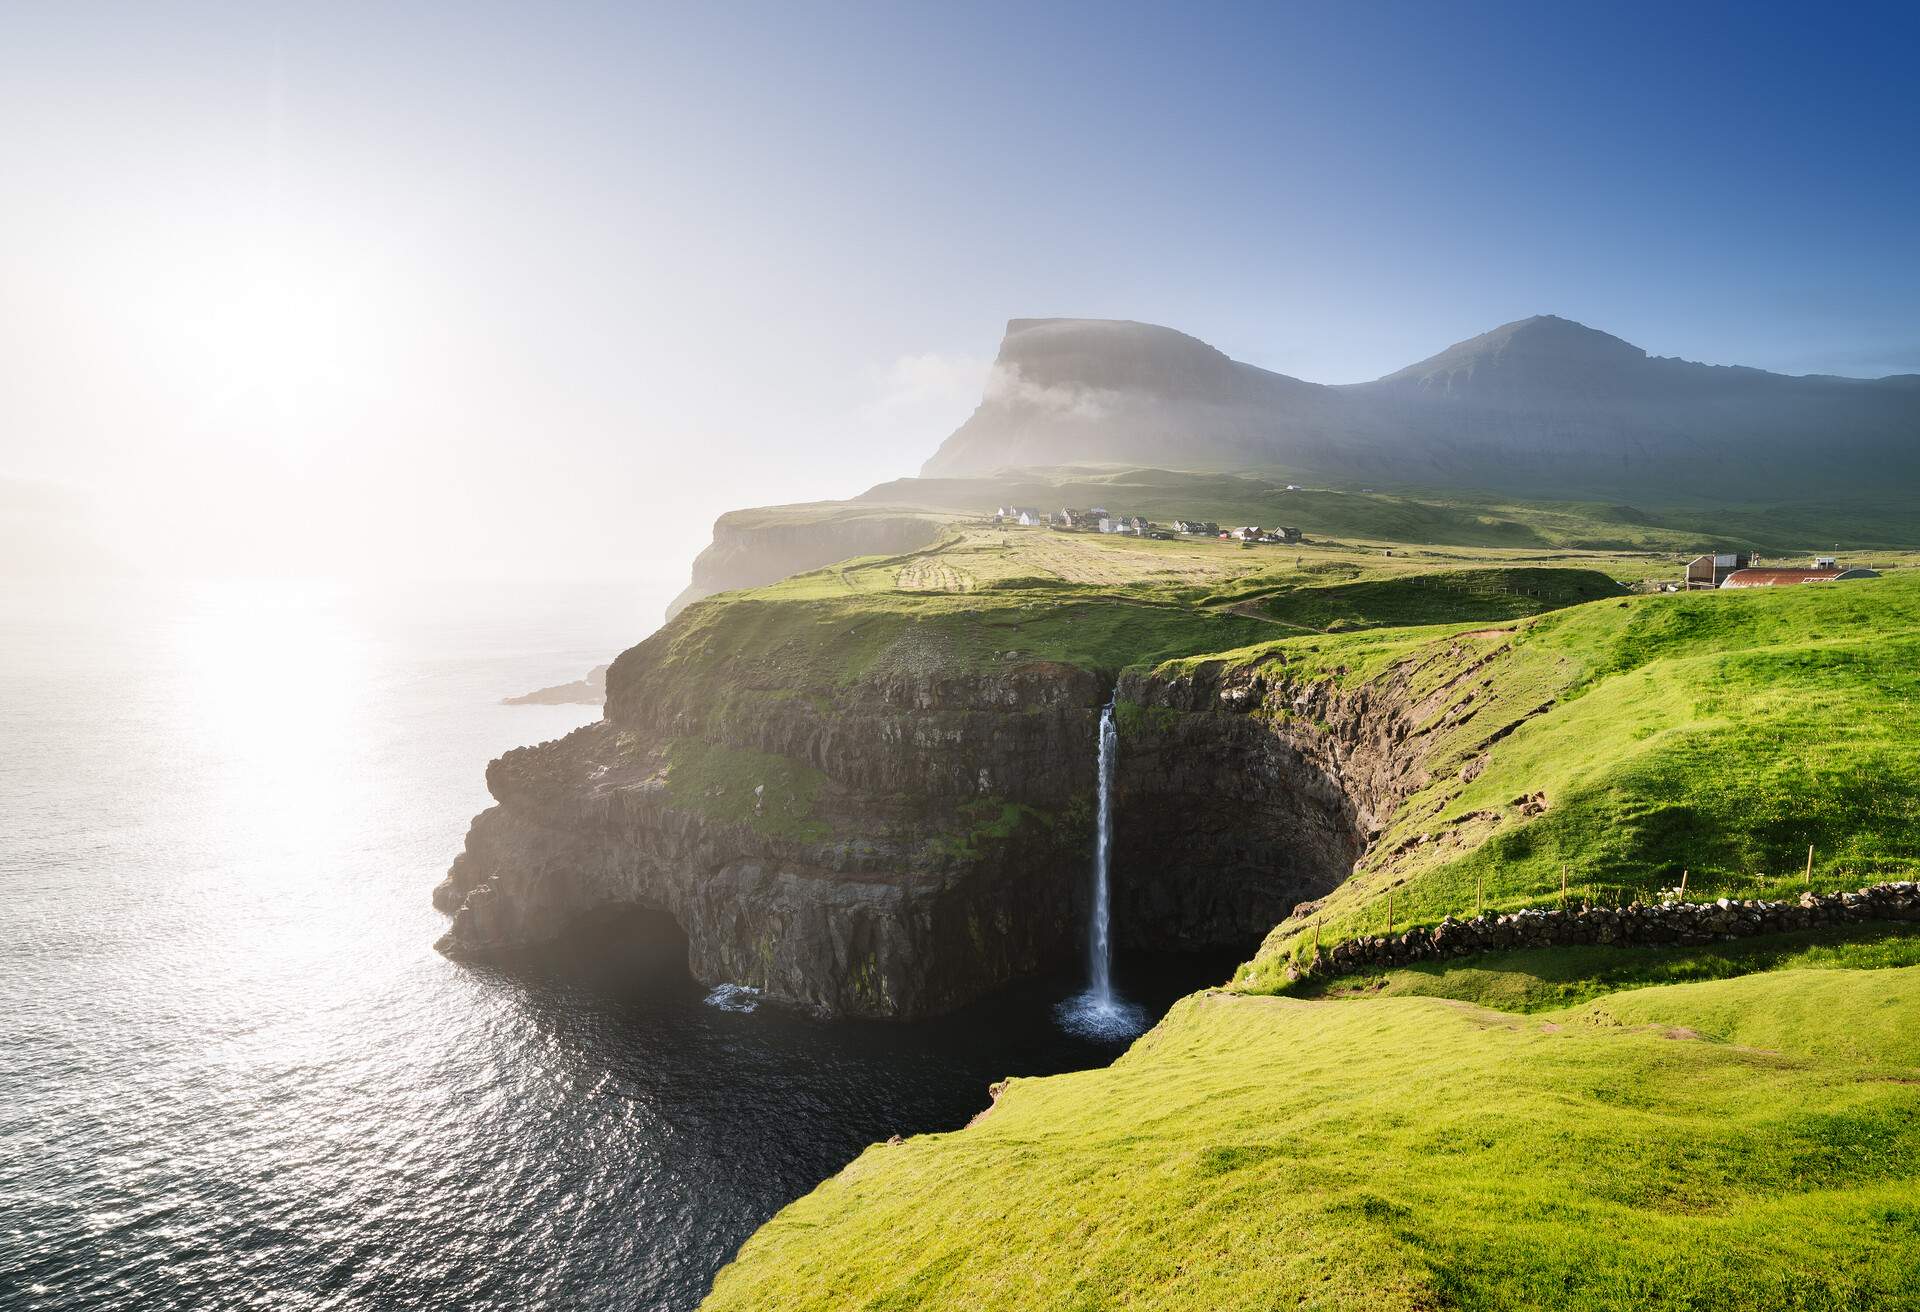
[0,579,1231,1312]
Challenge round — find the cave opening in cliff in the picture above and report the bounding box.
[496,905,697,994]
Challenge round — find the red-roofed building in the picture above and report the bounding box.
[1720,564,1880,588]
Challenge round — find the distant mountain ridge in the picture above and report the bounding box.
[922,316,1920,500]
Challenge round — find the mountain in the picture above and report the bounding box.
[922,316,1920,501]
[927,319,1342,477]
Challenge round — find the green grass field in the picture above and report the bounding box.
[705,966,1920,1311]
[645,518,1623,698]
[655,512,1699,698]
[1251,565,1623,631]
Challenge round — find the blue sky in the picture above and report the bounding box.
[3,1,1915,582]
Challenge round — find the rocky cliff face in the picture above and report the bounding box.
[1107,656,1430,951]
[438,600,1458,1018]
[439,633,1110,1017]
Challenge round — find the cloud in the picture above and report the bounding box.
[811,349,1126,489]
[861,350,1128,435]
[879,351,992,407]
[982,363,1121,419]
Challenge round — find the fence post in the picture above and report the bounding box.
[1805,844,1814,889]
[1679,869,1688,900]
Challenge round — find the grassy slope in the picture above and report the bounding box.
[657,585,1283,692]
[705,967,1920,1312]
[1216,571,1920,988]
[653,522,1650,696]
[1251,565,1623,632]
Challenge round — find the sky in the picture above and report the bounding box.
[3,0,1916,586]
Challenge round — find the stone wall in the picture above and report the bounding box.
[1289,882,1920,983]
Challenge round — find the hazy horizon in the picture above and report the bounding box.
[5,1,1916,582]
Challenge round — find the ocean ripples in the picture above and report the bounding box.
[1,582,1228,1311]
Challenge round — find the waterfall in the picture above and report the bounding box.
[1055,699,1145,1039]
[1087,700,1118,1002]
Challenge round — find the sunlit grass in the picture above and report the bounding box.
[705,967,1920,1311]
[1198,573,1920,987]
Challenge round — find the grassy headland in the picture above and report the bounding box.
[665,486,1919,1309]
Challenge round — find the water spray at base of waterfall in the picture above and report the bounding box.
[1054,990,1148,1039]
[1055,700,1148,1040]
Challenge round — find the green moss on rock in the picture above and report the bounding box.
[663,739,831,841]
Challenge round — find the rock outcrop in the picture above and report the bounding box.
[503,663,608,706]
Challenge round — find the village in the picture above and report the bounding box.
[990,504,1893,594]
[994,505,1303,545]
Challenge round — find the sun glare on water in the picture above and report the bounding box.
[166,581,376,978]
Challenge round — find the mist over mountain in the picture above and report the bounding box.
[922,316,1920,500]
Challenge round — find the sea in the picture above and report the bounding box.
[0,578,1232,1312]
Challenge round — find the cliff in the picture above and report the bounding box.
[437,656,1102,1017]
[441,507,1920,1020]
[435,562,1402,1016]
[665,505,946,619]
